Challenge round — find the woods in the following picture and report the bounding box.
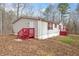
[0,3,79,56]
[0,3,79,35]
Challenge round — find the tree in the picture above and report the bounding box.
[76,4,79,13]
[12,3,25,19]
[73,3,79,34]
[0,3,15,35]
[76,3,79,21]
[12,3,34,17]
[43,4,55,22]
[58,3,69,23]
[68,11,77,34]
[0,4,3,34]
[0,4,6,35]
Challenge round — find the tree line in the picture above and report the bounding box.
[0,3,79,34]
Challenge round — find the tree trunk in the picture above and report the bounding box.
[60,13,63,23]
[2,4,5,35]
[73,21,77,34]
[17,3,20,19]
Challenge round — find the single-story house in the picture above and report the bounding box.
[12,16,62,39]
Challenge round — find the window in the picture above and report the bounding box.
[59,25,61,29]
[55,24,57,28]
[48,22,53,30]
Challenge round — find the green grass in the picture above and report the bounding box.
[60,36,73,45]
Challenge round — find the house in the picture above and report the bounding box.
[12,16,61,39]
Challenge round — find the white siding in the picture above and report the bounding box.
[59,23,64,31]
[37,20,48,39]
[13,18,60,39]
[37,21,60,39]
[48,28,59,38]
[13,19,37,35]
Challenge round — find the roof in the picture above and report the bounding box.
[12,16,57,24]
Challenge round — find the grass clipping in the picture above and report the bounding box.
[60,36,73,45]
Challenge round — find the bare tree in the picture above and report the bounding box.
[43,4,56,22]
[67,11,78,34]
[0,4,6,35]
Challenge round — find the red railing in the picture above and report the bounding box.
[60,28,68,36]
[17,28,35,40]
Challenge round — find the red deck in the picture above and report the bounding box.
[60,28,68,36]
[17,28,35,40]
[60,31,68,36]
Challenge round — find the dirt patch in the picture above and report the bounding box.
[0,35,79,56]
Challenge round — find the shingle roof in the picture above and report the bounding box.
[12,16,57,24]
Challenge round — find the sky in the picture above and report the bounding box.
[28,3,78,11]
[5,3,78,17]
[69,3,77,11]
[5,3,78,11]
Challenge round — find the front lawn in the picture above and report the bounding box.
[60,36,73,45]
[0,35,79,56]
[58,35,79,48]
